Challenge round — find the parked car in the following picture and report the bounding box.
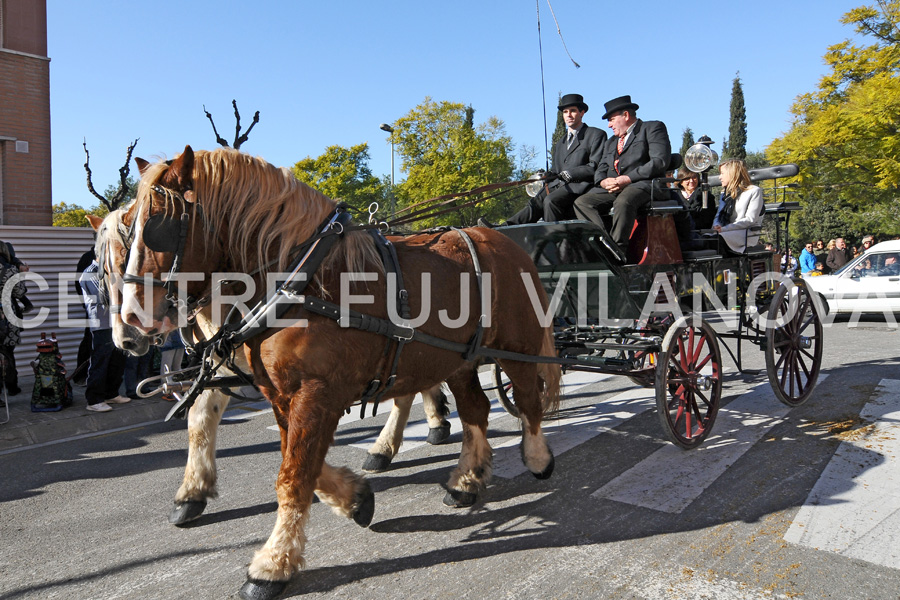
[803,240,900,315]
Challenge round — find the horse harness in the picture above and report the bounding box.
[124,188,562,422]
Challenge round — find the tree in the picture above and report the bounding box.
[766,1,900,238]
[723,73,747,160]
[680,127,695,158]
[391,98,516,227]
[204,100,260,150]
[291,143,387,212]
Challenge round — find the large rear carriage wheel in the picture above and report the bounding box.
[765,279,823,407]
[656,316,723,449]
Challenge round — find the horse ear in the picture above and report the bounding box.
[135,157,151,175]
[163,145,195,192]
[85,214,104,231]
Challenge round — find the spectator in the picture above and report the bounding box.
[814,239,830,273]
[73,247,95,386]
[79,259,130,412]
[826,237,853,271]
[799,242,817,275]
[0,248,27,396]
[781,248,798,275]
[860,235,875,253]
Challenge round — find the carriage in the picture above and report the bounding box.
[485,160,823,449]
[109,146,823,599]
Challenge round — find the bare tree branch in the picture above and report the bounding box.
[83,138,139,212]
[204,104,230,148]
[83,138,108,207]
[204,100,261,150]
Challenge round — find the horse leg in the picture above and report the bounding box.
[361,383,450,473]
[170,389,230,525]
[240,389,344,600]
[442,369,492,508]
[423,384,452,445]
[498,359,555,479]
[314,462,375,527]
[361,394,415,473]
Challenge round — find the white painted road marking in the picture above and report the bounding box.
[348,369,611,454]
[784,378,900,570]
[591,375,829,513]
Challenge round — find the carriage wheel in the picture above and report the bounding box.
[656,315,722,449]
[491,363,520,418]
[765,279,823,407]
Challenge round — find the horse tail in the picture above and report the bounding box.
[537,325,561,416]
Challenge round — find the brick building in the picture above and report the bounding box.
[0,0,51,225]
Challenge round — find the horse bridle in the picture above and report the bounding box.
[121,185,208,319]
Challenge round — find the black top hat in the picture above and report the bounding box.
[601,95,639,119]
[558,93,588,112]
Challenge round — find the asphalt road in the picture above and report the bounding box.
[2,317,899,600]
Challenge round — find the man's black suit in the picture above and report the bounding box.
[573,119,671,250]
[508,124,607,224]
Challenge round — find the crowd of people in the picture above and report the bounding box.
[782,234,898,277]
[0,236,184,414]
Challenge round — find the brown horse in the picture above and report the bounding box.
[89,209,452,527]
[119,146,560,600]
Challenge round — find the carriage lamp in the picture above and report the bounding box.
[683,141,719,174]
[525,171,547,197]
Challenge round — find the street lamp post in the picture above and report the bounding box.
[379,123,395,217]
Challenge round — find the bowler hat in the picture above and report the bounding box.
[558,93,588,112]
[602,95,639,119]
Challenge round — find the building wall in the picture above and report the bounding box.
[0,0,51,226]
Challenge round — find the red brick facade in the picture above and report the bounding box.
[0,0,51,226]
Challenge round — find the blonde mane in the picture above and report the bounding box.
[136,148,380,279]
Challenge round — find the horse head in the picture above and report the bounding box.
[120,146,221,336]
[87,209,159,356]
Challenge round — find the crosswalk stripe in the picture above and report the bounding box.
[590,374,829,513]
[349,370,611,453]
[493,384,655,479]
[783,378,900,569]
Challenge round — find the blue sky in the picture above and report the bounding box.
[48,0,862,208]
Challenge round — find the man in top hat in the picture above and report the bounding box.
[487,93,607,226]
[573,95,671,258]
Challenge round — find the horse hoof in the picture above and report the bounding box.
[361,452,392,473]
[169,500,207,526]
[443,489,477,508]
[352,481,375,527]
[239,578,287,600]
[426,422,451,445]
[532,452,555,480]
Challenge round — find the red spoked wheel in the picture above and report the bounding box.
[656,315,723,449]
[765,279,824,407]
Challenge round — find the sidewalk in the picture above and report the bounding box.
[0,375,259,454]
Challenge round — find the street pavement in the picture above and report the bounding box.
[1,317,899,599]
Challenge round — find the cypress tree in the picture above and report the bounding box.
[680,127,695,158]
[724,73,747,160]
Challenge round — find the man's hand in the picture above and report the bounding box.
[559,170,572,183]
[600,175,632,193]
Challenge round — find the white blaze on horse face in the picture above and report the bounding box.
[121,212,162,331]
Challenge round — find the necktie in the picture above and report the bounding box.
[614,136,625,174]
[567,131,575,149]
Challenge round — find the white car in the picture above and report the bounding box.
[804,240,900,315]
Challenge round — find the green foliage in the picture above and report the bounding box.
[766,0,900,240]
[52,202,108,227]
[104,176,139,209]
[723,73,747,160]
[291,143,388,213]
[391,98,516,227]
[744,150,770,170]
[680,127,695,158]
